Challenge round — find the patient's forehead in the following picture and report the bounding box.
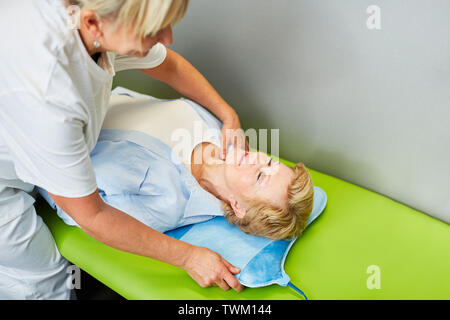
[254,163,294,210]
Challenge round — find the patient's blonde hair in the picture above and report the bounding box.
[69,0,188,38]
[222,162,315,240]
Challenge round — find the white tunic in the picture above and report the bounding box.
[0,0,166,300]
[0,0,167,212]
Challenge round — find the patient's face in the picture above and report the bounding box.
[223,148,294,212]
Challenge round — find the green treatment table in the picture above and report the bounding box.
[36,157,450,300]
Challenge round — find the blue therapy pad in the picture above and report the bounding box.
[165,186,327,289]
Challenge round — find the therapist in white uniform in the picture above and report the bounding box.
[0,0,245,299]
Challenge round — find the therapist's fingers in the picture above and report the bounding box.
[221,128,248,160]
[220,128,234,160]
[184,246,243,292]
[215,278,231,291]
[220,134,228,160]
[240,135,250,154]
[223,270,244,292]
[220,110,245,160]
[222,258,240,274]
[221,259,243,292]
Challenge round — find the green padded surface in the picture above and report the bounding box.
[36,158,450,300]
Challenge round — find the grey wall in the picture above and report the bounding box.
[113,0,450,223]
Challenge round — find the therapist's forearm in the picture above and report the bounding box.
[84,202,192,269]
[140,48,236,123]
[51,190,244,292]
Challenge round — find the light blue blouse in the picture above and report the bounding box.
[38,87,227,233]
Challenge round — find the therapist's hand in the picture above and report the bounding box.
[142,48,248,158]
[183,245,244,292]
[220,110,249,160]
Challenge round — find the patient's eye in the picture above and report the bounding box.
[257,171,262,181]
[257,158,273,182]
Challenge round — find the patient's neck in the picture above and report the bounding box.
[190,142,227,201]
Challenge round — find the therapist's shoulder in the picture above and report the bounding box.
[0,0,73,59]
[0,0,81,103]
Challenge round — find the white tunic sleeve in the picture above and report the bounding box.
[0,91,98,198]
[112,43,167,72]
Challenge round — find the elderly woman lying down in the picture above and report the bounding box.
[40,88,314,241]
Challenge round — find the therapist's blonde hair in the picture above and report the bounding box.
[68,0,188,38]
[222,162,315,241]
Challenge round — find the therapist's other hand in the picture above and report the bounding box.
[221,111,249,160]
[183,245,243,292]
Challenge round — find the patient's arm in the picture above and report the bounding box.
[49,189,243,292]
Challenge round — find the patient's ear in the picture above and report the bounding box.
[229,196,247,219]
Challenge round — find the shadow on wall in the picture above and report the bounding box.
[309,146,436,219]
[308,144,386,198]
[112,69,291,159]
[112,70,181,99]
